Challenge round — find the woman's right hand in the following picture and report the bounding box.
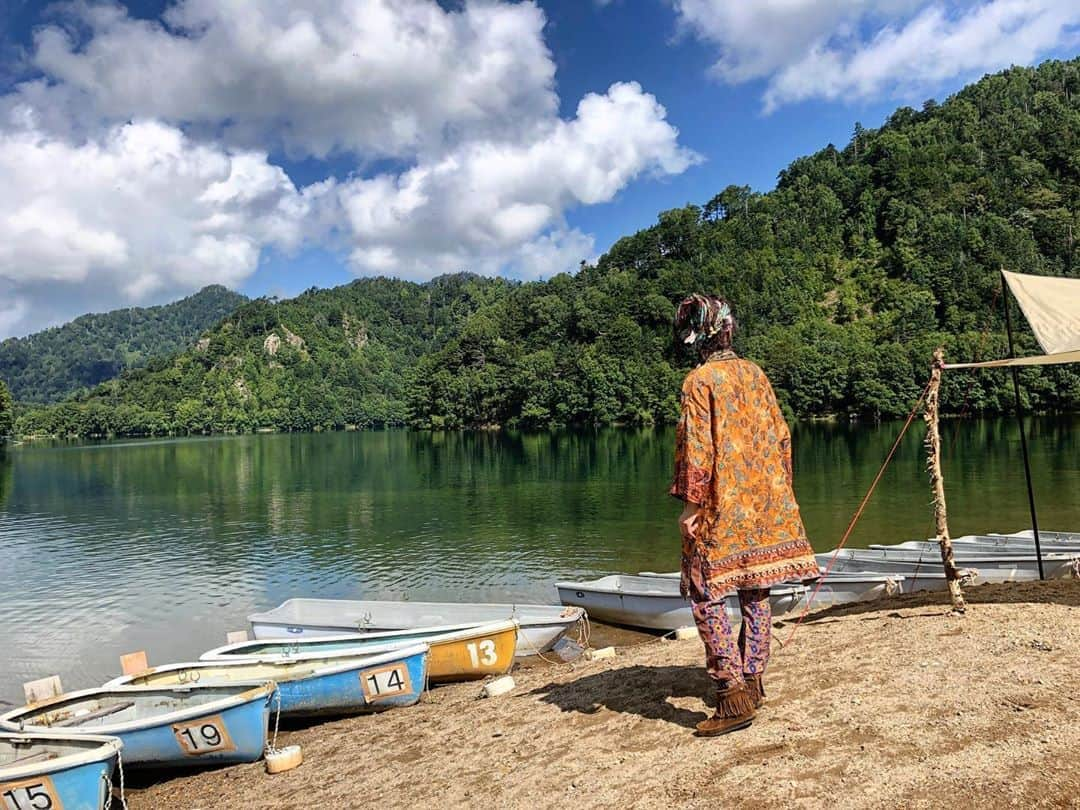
[679,501,702,542]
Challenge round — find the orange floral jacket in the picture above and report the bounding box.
[671,356,819,597]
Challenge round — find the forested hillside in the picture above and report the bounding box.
[0,285,247,404]
[0,380,12,437]
[14,58,1080,437]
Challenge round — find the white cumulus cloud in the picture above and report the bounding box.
[335,81,698,279]
[0,0,696,337]
[29,0,558,159]
[0,114,328,335]
[673,0,1080,111]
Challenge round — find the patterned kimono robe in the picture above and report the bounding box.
[671,355,819,597]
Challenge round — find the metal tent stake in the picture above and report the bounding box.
[925,348,967,613]
[1001,271,1046,580]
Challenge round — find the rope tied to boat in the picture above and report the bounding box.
[104,745,127,810]
[778,378,933,651]
[264,687,283,757]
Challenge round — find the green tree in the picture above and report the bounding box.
[0,379,13,437]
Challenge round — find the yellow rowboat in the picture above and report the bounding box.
[200,620,518,684]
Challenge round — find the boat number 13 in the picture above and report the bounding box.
[466,639,498,668]
[2,779,58,810]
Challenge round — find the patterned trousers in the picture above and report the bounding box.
[690,587,772,686]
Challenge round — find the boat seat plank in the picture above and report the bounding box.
[52,701,135,727]
[8,751,56,765]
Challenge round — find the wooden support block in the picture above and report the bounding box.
[120,650,149,676]
[226,630,250,644]
[673,626,698,640]
[23,676,62,705]
[585,646,616,661]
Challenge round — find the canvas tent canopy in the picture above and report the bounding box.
[946,270,1080,369]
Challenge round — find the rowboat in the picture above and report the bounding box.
[104,645,429,716]
[813,556,971,593]
[0,683,273,769]
[248,599,582,656]
[820,547,1080,580]
[872,535,1080,554]
[1,732,121,810]
[202,621,515,683]
[554,575,806,631]
[988,529,1080,544]
[637,570,906,607]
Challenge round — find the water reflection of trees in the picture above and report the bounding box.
[0,446,11,510]
[6,418,1078,576]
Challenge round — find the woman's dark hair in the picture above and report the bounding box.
[673,294,736,359]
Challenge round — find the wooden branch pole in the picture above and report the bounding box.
[925,348,967,613]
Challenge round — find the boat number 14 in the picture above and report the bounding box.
[466,639,498,668]
[2,778,58,810]
[361,664,412,701]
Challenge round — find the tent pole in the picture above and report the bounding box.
[1001,271,1045,580]
[926,348,966,613]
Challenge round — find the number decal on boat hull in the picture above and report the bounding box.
[465,639,499,668]
[1,777,60,810]
[360,663,412,701]
[172,714,237,756]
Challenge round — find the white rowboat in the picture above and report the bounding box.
[248,598,582,657]
[554,575,806,631]
[637,570,906,608]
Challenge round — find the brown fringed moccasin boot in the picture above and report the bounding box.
[695,682,756,737]
[745,673,765,710]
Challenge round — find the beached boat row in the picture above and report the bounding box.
[554,530,1080,631]
[4,529,1073,807]
[0,604,586,809]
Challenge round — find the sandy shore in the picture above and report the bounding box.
[124,580,1080,809]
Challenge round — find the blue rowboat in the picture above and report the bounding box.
[0,683,273,769]
[104,644,429,717]
[1,732,121,810]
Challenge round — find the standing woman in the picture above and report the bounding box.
[671,294,819,737]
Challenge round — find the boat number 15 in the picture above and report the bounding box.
[2,779,58,810]
[466,639,498,668]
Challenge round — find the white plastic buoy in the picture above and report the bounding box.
[586,646,616,661]
[265,745,303,774]
[481,676,515,698]
[673,626,698,641]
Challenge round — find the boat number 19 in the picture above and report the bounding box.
[173,715,234,756]
[2,778,58,810]
[466,639,498,668]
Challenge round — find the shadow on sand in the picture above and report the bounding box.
[530,664,713,730]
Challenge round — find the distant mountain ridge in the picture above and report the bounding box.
[11,57,1080,436]
[0,285,248,404]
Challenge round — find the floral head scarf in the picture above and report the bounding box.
[674,294,736,359]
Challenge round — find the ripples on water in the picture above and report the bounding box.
[0,418,1077,700]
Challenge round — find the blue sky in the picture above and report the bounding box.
[0,0,1077,336]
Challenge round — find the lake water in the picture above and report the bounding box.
[1,417,1078,701]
